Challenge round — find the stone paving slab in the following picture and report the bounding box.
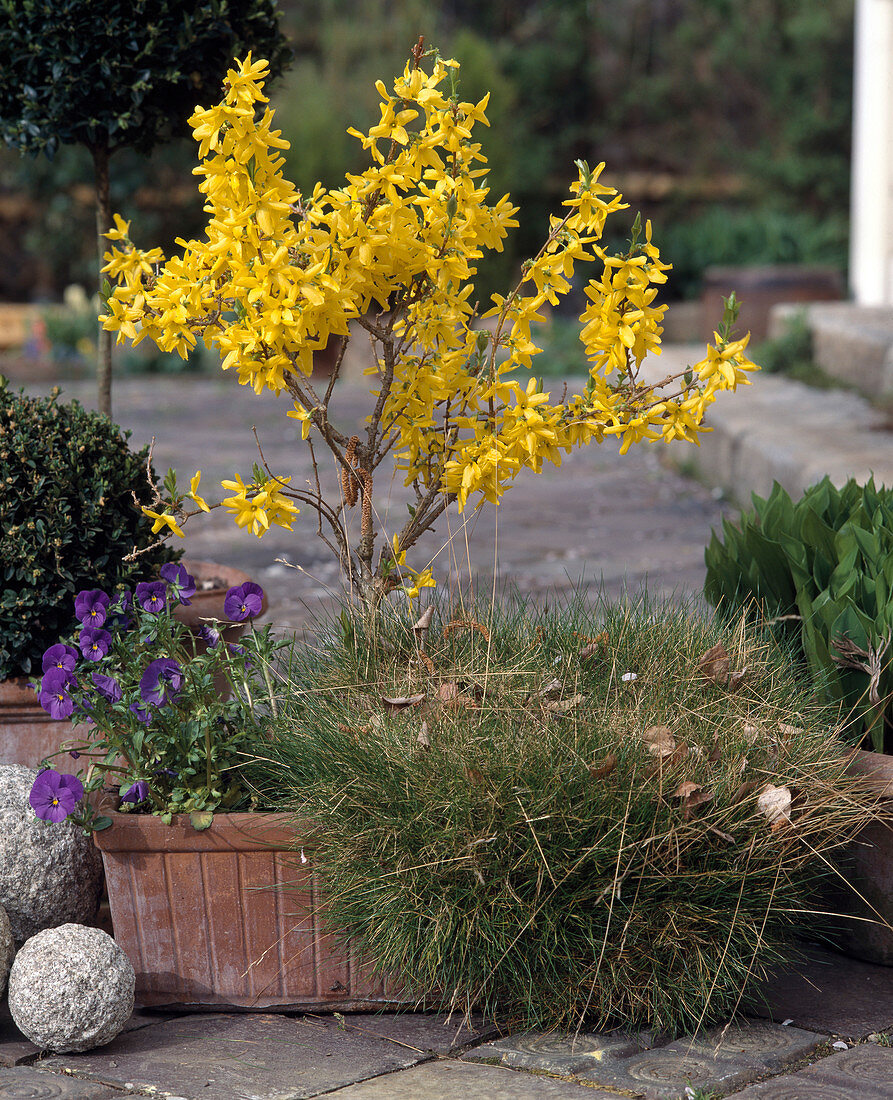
[727,1042,893,1099]
[727,1076,876,1098]
[39,1012,427,1100]
[467,1020,825,1099]
[678,1020,826,1071]
[0,1066,120,1098]
[463,1028,653,1073]
[746,943,893,1038]
[296,1011,496,1054]
[323,1059,617,1098]
[794,1042,893,1095]
[571,1045,763,1099]
[0,1005,174,1069]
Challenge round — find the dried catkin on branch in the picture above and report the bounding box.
[342,435,359,507]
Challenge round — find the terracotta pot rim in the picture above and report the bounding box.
[93,808,316,853]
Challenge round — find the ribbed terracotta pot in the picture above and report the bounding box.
[827,749,893,964]
[93,811,410,1010]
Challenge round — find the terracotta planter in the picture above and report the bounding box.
[0,676,88,768]
[826,749,893,964]
[93,811,410,1010]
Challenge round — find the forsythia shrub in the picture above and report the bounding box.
[100,43,758,610]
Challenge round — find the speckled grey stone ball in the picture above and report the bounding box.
[8,924,134,1052]
[0,903,13,996]
[0,764,103,944]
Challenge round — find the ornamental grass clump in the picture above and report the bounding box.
[99,44,758,612]
[259,595,874,1034]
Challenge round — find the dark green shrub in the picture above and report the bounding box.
[0,377,178,677]
[261,594,869,1033]
[705,477,893,752]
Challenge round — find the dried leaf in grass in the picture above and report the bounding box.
[777,721,804,742]
[707,732,722,762]
[417,721,431,749]
[436,680,476,709]
[666,741,690,766]
[731,779,760,804]
[534,678,564,701]
[381,692,426,712]
[544,693,585,715]
[741,722,760,744]
[464,765,484,786]
[698,642,731,683]
[642,725,676,758]
[579,632,610,661]
[697,643,747,691]
[758,783,793,829]
[589,753,617,780]
[412,606,435,633]
[673,780,714,819]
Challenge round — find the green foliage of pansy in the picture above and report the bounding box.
[705,476,893,752]
[0,376,177,678]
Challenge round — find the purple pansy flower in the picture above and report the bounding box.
[160,563,196,606]
[38,668,75,720]
[139,657,184,705]
[197,624,221,648]
[29,769,84,823]
[120,779,149,804]
[41,643,79,676]
[79,626,112,662]
[128,702,152,725]
[224,581,264,622]
[135,581,167,613]
[91,672,122,703]
[74,589,111,626]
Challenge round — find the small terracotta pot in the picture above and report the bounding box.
[93,811,411,1010]
[0,675,88,769]
[174,559,268,639]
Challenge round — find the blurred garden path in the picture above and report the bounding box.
[25,356,730,633]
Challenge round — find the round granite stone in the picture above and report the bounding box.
[8,924,134,1052]
[0,764,102,944]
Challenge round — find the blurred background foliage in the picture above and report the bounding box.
[0,0,853,314]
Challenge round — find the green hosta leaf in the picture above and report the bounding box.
[850,524,882,564]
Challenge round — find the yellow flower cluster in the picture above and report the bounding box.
[101,51,759,571]
[221,474,300,537]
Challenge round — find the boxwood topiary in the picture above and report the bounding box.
[0,377,178,678]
